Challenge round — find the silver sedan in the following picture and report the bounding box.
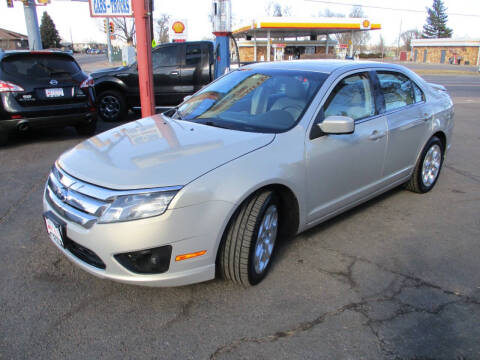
[43,60,454,287]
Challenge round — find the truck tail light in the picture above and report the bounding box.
[0,80,24,93]
[80,76,94,88]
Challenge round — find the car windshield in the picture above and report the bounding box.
[1,54,80,80]
[171,68,328,133]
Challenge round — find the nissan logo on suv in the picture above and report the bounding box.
[49,79,58,86]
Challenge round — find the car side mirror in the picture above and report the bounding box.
[318,116,355,135]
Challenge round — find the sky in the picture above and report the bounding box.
[1,0,480,46]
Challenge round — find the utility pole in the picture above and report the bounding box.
[132,0,155,117]
[106,19,112,63]
[23,0,42,50]
[397,18,402,59]
[70,27,74,51]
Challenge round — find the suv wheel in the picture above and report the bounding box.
[97,89,127,122]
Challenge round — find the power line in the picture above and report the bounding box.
[304,0,480,18]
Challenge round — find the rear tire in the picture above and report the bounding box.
[75,119,97,136]
[97,89,127,122]
[219,190,280,286]
[406,136,444,193]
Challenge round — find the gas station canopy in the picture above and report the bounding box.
[233,17,381,38]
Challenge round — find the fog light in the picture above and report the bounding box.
[114,245,172,274]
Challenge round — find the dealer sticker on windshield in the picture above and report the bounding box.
[45,217,64,248]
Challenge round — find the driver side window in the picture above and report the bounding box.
[323,73,375,121]
[152,46,180,68]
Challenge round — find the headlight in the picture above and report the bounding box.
[98,190,178,223]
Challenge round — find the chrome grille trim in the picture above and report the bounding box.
[48,173,108,216]
[46,187,97,229]
[45,162,183,229]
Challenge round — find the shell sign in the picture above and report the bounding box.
[361,19,371,29]
[172,21,186,34]
[170,19,188,42]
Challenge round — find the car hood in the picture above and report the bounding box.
[58,115,275,190]
[90,66,129,78]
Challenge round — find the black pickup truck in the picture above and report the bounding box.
[91,41,214,122]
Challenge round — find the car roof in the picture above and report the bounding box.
[243,60,408,75]
[0,50,74,60]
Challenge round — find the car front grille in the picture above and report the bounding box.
[45,162,183,229]
[45,163,112,229]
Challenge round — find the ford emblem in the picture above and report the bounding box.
[50,79,58,86]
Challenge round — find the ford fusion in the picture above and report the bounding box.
[43,61,454,287]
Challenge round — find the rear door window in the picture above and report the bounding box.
[1,54,80,80]
[186,44,202,66]
[376,71,417,111]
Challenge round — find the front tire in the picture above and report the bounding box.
[406,136,444,193]
[97,89,127,122]
[219,190,280,286]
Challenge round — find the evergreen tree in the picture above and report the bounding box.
[423,0,453,38]
[40,12,61,48]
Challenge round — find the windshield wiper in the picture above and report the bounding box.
[171,108,183,120]
[203,121,231,129]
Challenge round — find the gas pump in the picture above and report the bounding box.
[212,0,232,79]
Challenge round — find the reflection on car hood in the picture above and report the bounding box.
[58,115,275,190]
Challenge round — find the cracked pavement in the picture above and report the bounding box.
[0,74,479,360]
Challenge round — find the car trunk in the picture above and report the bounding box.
[1,53,89,110]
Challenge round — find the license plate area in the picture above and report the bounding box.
[44,212,65,248]
[45,88,64,98]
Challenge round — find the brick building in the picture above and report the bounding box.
[0,28,28,50]
[411,38,480,66]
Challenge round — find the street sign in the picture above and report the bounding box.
[89,0,133,17]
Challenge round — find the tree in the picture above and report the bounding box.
[320,8,345,18]
[156,13,170,44]
[40,12,61,48]
[323,6,369,53]
[423,0,452,38]
[348,5,370,53]
[401,29,421,50]
[265,1,291,17]
[112,17,135,44]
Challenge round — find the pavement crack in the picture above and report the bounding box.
[316,258,357,289]
[315,244,480,307]
[445,164,480,184]
[209,301,365,360]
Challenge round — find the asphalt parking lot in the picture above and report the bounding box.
[1,70,479,359]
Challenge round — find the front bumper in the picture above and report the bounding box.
[43,192,232,287]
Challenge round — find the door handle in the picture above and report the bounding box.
[423,113,433,121]
[368,130,386,141]
[170,71,179,76]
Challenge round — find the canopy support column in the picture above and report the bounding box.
[325,34,329,55]
[254,31,257,62]
[267,30,271,62]
[350,30,354,57]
